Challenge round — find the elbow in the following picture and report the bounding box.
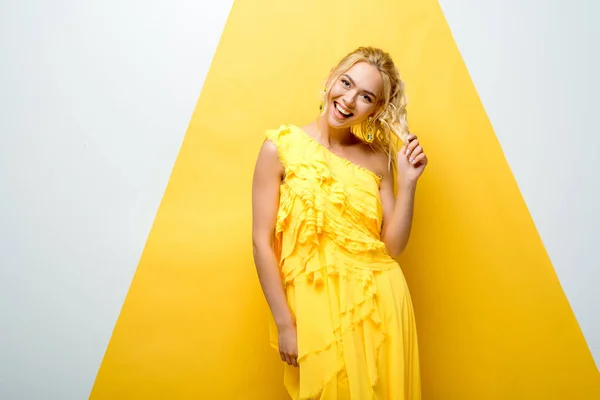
[252,239,262,260]
[383,237,407,259]
[252,235,273,259]
[387,247,403,259]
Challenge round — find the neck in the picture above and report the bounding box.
[316,115,355,147]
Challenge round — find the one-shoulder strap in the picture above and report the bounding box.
[264,124,300,167]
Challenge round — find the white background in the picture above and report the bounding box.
[439,0,599,370]
[0,1,234,398]
[0,0,597,398]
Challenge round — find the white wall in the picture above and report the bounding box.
[0,1,234,399]
[438,0,600,369]
[0,0,597,399]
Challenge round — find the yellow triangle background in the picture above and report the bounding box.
[90,0,600,398]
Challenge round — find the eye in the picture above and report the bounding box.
[362,94,372,103]
[341,79,351,88]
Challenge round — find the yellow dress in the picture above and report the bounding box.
[266,124,421,400]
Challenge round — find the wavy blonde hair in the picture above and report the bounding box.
[321,46,410,180]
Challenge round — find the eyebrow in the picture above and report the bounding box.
[342,74,378,99]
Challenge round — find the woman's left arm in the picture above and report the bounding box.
[379,134,428,258]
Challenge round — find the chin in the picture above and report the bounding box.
[326,114,345,128]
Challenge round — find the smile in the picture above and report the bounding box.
[334,101,354,118]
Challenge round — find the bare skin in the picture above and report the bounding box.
[251,61,428,368]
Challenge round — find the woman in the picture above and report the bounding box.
[252,46,427,399]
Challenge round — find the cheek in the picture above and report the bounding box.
[355,103,375,118]
[329,87,342,100]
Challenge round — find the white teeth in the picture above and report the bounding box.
[335,103,351,116]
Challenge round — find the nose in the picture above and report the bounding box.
[342,92,357,109]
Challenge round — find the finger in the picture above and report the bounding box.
[405,140,419,156]
[292,350,299,367]
[399,143,407,156]
[280,352,286,363]
[402,135,415,152]
[281,351,293,365]
[408,145,422,162]
[411,153,427,166]
[291,356,299,368]
[284,353,294,366]
[404,139,413,155]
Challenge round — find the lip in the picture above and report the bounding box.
[332,101,353,120]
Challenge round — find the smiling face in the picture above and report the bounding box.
[325,61,384,130]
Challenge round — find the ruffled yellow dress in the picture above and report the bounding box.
[266,124,421,400]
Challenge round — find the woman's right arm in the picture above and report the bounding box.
[251,139,298,366]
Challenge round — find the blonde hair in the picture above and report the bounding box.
[321,46,410,179]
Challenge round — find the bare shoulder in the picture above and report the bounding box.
[254,139,284,178]
[358,143,389,178]
[260,138,278,155]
